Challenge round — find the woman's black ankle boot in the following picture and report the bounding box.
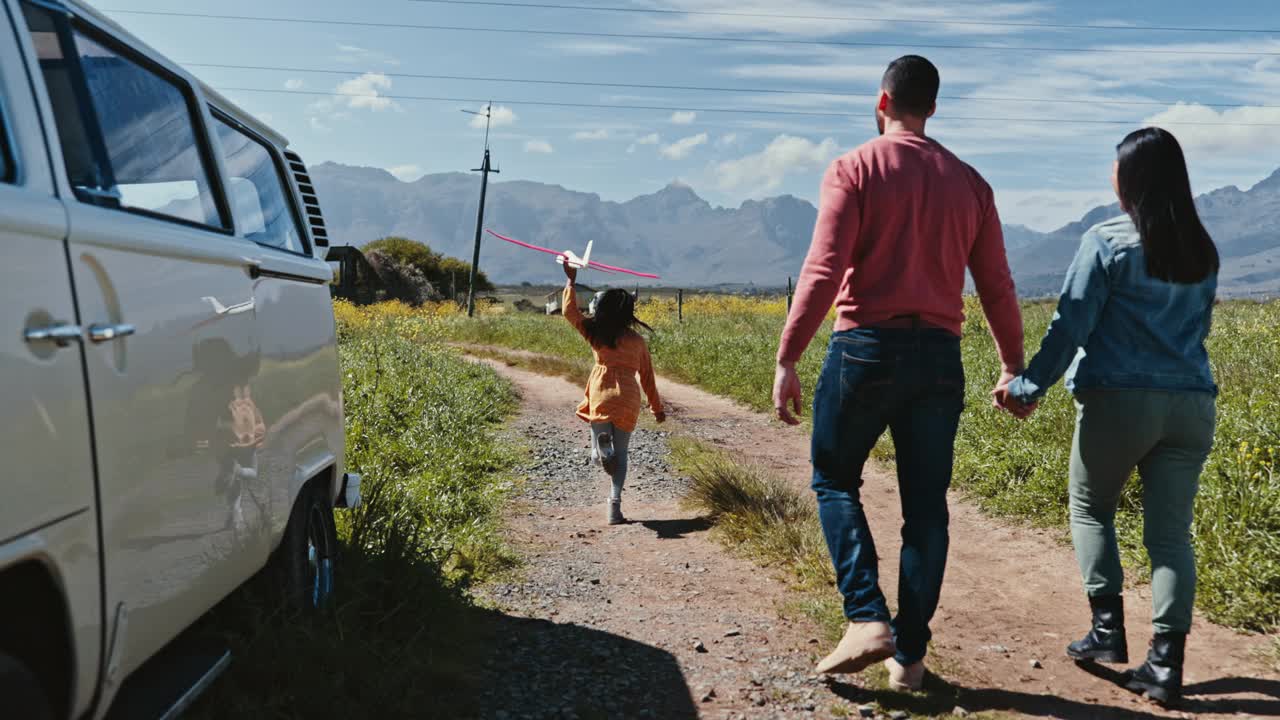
[1066,594,1128,663]
[1123,632,1186,706]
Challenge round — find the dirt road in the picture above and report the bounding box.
[464,353,1279,719]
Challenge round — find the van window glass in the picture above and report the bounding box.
[22,4,102,192]
[23,4,226,229]
[213,117,306,253]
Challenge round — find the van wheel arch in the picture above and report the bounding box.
[0,562,72,718]
[272,473,338,610]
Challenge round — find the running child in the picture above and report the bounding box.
[561,261,665,525]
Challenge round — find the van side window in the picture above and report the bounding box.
[22,3,227,230]
[212,116,306,254]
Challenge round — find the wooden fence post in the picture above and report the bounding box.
[786,276,793,312]
[678,289,683,323]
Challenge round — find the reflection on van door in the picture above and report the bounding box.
[22,5,270,682]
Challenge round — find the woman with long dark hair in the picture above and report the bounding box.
[1000,127,1219,706]
[561,262,665,525]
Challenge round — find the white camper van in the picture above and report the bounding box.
[1,0,357,716]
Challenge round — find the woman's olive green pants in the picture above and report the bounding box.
[1069,390,1216,634]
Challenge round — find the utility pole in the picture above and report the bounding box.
[462,102,499,318]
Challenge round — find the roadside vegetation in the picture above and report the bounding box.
[436,293,1280,636]
[193,301,519,718]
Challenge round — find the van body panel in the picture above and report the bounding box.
[64,202,274,682]
[250,267,344,538]
[0,3,101,713]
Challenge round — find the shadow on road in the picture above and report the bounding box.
[452,609,698,719]
[826,665,1280,719]
[640,517,712,539]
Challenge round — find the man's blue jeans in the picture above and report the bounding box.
[811,327,965,665]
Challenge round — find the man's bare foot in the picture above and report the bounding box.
[885,657,926,691]
[815,621,895,675]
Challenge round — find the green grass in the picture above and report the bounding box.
[671,437,839,636]
[191,313,521,718]
[441,296,1280,634]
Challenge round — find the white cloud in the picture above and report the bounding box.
[1140,103,1280,193]
[336,43,400,66]
[661,133,710,160]
[642,0,1050,38]
[995,189,1117,232]
[627,133,662,153]
[550,40,649,56]
[1143,103,1280,157]
[284,78,305,90]
[387,164,424,182]
[470,105,518,129]
[718,133,740,147]
[309,117,330,134]
[334,73,397,111]
[573,128,611,141]
[716,134,838,194]
[524,139,555,154]
[670,111,698,125]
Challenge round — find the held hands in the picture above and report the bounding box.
[773,362,803,425]
[991,369,1037,420]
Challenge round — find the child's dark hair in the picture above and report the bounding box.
[584,288,652,348]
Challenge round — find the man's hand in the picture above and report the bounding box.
[562,259,577,283]
[991,369,1036,420]
[773,362,803,425]
[654,410,667,424]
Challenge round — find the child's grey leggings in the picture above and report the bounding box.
[590,422,631,501]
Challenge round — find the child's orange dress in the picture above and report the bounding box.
[562,284,663,432]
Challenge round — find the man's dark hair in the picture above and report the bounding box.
[881,55,940,117]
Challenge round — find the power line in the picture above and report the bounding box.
[217,87,1280,127]
[101,9,1280,57]
[189,62,1280,110]
[405,0,1280,36]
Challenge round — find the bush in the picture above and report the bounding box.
[365,236,493,297]
[365,249,441,305]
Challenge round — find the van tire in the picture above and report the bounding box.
[0,652,54,720]
[274,482,337,610]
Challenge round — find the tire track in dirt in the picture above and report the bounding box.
[468,350,1279,719]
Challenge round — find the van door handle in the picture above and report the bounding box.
[87,323,136,343]
[24,323,84,347]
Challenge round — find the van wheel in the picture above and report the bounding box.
[274,483,337,610]
[0,652,53,720]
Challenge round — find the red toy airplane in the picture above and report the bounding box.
[486,229,661,279]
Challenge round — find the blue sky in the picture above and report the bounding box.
[100,0,1280,231]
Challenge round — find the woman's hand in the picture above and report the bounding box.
[991,371,1037,420]
[562,259,577,284]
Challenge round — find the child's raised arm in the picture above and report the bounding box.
[562,272,590,340]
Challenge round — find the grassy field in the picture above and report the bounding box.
[192,302,520,718]
[434,292,1280,636]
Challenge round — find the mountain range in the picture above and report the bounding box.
[311,162,1280,296]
